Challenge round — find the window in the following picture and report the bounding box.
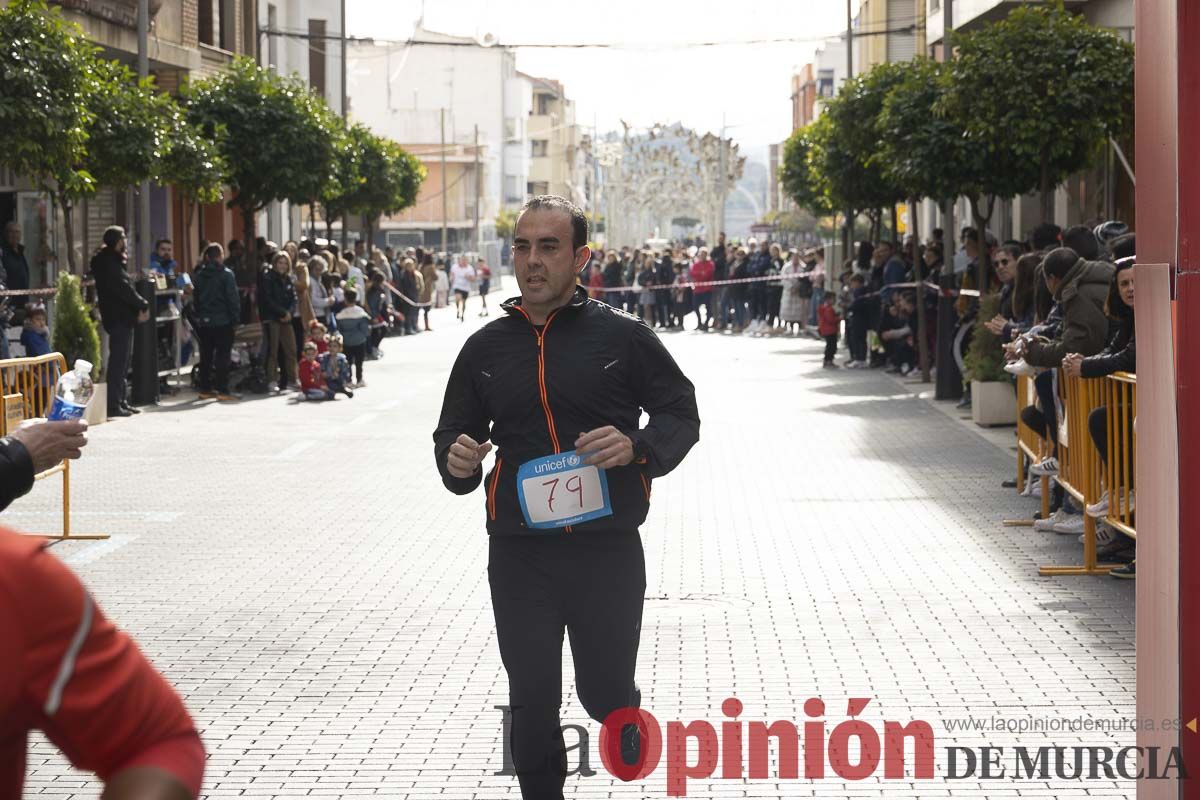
[198,0,216,46]
[219,0,236,51]
[309,19,327,99]
[504,117,519,142]
[531,140,549,158]
[535,93,553,115]
[527,181,549,197]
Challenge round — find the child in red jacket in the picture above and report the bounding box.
[299,341,334,400]
[817,292,841,369]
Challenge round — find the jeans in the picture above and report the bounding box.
[809,288,825,327]
[730,294,748,328]
[197,325,234,394]
[304,387,335,401]
[105,322,135,413]
[489,531,645,800]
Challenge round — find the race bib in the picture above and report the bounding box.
[516,452,613,530]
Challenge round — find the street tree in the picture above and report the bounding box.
[942,3,1134,224]
[319,123,362,244]
[779,119,834,219]
[0,0,98,272]
[818,63,909,242]
[333,125,425,249]
[158,103,227,264]
[186,58,339,268]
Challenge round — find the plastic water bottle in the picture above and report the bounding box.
[47,359,94,421]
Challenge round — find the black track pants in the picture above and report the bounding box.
[488,531,646,800]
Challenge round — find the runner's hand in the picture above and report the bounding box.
[575,426,634,469]
[9,419,88,473]
[447,433,492,479]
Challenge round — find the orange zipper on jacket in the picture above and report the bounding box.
[488,457,503,521]
[513,305,569,530]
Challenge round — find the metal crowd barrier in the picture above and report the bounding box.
[1039,372,1122,576]
[0,353,107,541]
[1104,372,1136,538]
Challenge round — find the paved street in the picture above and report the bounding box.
[14,278,1135,799]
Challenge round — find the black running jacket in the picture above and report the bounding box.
[433,286,700,535]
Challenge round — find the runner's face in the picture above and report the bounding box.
[513,208,588,309]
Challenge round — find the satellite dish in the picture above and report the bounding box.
[477,32,498,48]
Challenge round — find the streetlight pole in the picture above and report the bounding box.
[136,0,151,274]
[844,0,855,269]
[441,108,448,255]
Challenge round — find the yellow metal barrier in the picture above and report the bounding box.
[1039,372,1118,576]
[1012,373,1051,524]
[0,353,107,541]
[1104,372,1136,537]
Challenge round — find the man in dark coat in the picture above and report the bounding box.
[90,226,149,418]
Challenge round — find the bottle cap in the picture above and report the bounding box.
[74,359,93,374]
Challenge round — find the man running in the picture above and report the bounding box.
[433,195,700,799]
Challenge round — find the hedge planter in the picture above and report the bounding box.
[971,380,1017,427]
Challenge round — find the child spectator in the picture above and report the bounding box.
[19,306,51,357]
[299,341,334,401]
[334,288,370,388]
[319,334,354,398]
[308,320,329,354]
[817,292,841,369]
[365,271,390,358]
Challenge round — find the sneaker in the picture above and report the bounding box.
[1030,456,1059,477]
[1086,491,1109,518]
[355,380,366,388]
[198,391,218,400]
[1004,358,1037,377]
[1097,533,1136,561]
[1052,513,1085,535]
[620,723,641,768]
[1109,561,1136,579]
[121,404,142,415]
[1079,521,1117,546]
[1034,507,1070,532]
[217,393,242,402]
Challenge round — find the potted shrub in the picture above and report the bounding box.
[50,273,103,423]
[963,292,1017,426]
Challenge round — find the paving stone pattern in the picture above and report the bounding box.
[14,289,1135,799]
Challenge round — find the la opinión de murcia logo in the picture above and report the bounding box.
[494,698,1188,797]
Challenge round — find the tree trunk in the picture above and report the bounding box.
[364,214,375,255]
[1039,148,1054,224]
[911,196,930,382]
[890,204,899,244]
[58,191,77,275]
[326,215,334,246]
[242,206,256,282]
[183,199,194,271]
[969,195,993,305]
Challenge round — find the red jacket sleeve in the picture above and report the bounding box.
[13,539,205,796]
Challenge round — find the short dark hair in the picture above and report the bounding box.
[1107,232,1135,261]
[155,238,172,249]
[519,195,588,250]
[344,287,358,303]
[102,225,125,248]
[228,239,243,252]
[1043,247,1080,280]
[1062,225,1099,260]
[1030,223,1062,251]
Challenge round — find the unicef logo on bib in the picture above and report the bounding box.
[567,454,581,467]
[515,451,613,530]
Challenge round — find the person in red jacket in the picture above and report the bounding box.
[689,248,715,330]
[0,528,205,799]
[817,291,841,368]
[299,341,335,400]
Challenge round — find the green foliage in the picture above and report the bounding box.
[353,135,423,222]
[963,293,1007,383]
[186,58,340,214]
[877,58,976,204]
[817,62,909,215]
[941,3,1135,200]
[81,58,172,191]
[495,208,519,240]
[779,120,834,217]
[319,123,363,227]
[158,104,227,207]
[0,0,98,198]
[51,273,100,379]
